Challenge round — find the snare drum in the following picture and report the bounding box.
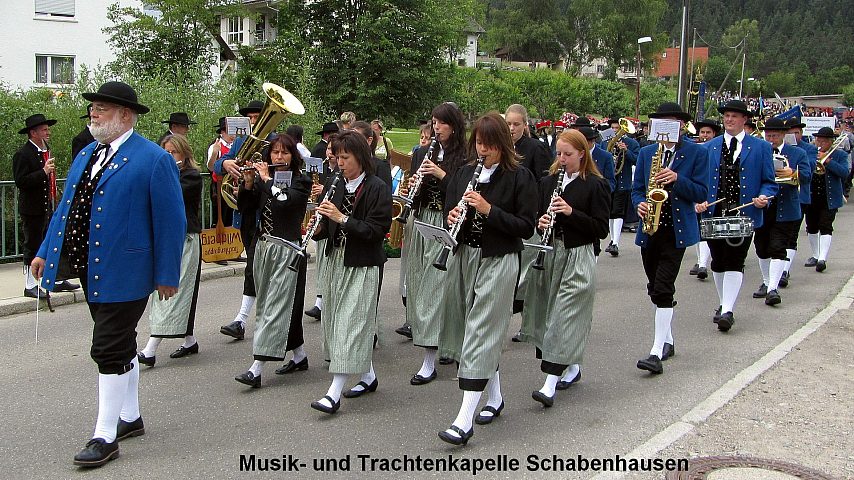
[700,216,754,240]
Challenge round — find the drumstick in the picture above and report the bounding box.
[728,201,754,213]
[707,198,726,207]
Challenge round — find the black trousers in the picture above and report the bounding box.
[535,347,569,376]
[81,276,148,375]
[788,211,806,249]
[754,213,798,260]
[609,190,630,219]
[708,233,753,272]
[805,202,837,235]
[640,226,685,308]
[21,213,49,265]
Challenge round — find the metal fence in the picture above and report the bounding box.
[1,173,216,262]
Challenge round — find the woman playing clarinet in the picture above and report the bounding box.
[518,129,610,406]
[233,134,312,388]
[437,112,536,445]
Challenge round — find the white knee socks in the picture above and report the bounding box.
[234,295,256,324]
[769,259,786,290]
[24,267,37,289]
[539,375,560,397]
[119,357,140,423]
[249,360,264,376]
[447,390,482,437]
[483,371,503,411]
[721,272,743,314]
[561,364,581,383]
[713,271,725,304]
[818,235,832,261]
[808,233,819,258]
[141,337,162,357]
[314,295,323,310]
[417,349,437,378]
[785,248,797,273]
[759,258,771,286]
[291,344,306,363]
[93,371,131,442]
[697,241,711,268]
[612,218,624,245]
[318,374,347,408]
[650,308,673,358]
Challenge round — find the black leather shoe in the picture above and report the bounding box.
[53,280,81,292]
[804,257,817,267]
[531,390,555,407]
[662,342,675,361]
[169,342,199,358]
[438,356,454,365]
[137,352,155,367]
[310,395,340,414]
[342,378,378,398]
[689,264,699,275]
[765,289,781,306]
[604,242,615,254]
[410,370,437,385]
[73,438,119,467]
[275,357,308,375]
[304,306,322,321]
[394,323,412,339]
[235,371,261,388]
[474,401,504,425]
[697,267,708,280]
[717,312,734,332]
[23,286,49,299]
[511,330,523,342]
[610,244,619,257]
[816,260,827,272]
[556,369,582,390]
[713,306,722,324]
[438,425,473,446]
[636,355,663,374]
[220,321,245,340]
[116,417,145,441]
[753,283,768,298]
[779,271,789,288]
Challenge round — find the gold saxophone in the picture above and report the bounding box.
[642,143,669,235]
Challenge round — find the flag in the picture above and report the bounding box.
[775,105,803,121]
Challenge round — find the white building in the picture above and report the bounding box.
[213,1,278,77]
[450,19,485,68]
[0,0,143,90]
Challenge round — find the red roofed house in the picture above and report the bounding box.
[654,47,708,79]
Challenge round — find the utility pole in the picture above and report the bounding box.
[676,0,690,108]
[738,33,748,98]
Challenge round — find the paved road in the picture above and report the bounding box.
[1,209,852,479]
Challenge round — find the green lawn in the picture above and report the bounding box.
[385,129,421,153]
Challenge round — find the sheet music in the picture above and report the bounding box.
[226,116,251,137]
[414,220,457,249]
[649,118,682,143]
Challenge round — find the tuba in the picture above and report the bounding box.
[815,135,846,175]
[220,83,305,209]
[606,118,636,175]
[641,142,669,235]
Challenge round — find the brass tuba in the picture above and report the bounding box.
[606,118,636,175]
[642,142,669,235]
[220,83,305,209]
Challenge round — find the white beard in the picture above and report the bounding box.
[90,115,127,144]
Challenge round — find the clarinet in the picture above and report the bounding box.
[433,157,485,271]
[288,171,341,272]
[395,136,438,223]
[531,167,566,271]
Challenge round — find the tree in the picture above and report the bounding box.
[593,0,668,81]
[843,84,854,108]
[482,0,565,64]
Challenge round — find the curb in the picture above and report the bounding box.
[590,272,854,480]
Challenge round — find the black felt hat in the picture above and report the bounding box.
[694,119,722,133]
[578,126,600,140]
[315,122,340,135]
[785,117,806,129]
[18,113,57,134]
[239,100,264,116]
[571,116,592,128]
[215,117,226,133]
[760,117,788,131]
[648,102,692,122]
[813,127,838,138]
[717,99,752,117]
[162,112,196,125]
[79,104,92,119]
[82,81,150,114]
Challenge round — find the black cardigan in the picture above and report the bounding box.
[313,174,392,267]
[539,172,610,248]
[71,127,95,159]
[408,143,464,214]
[515,135,552,181]
[12,141,51,216]
[180,168,204,234]
[444,162,537,258]
[237,171,312,242]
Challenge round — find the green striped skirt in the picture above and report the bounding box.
[515,232,542,301]
[438,245,519,380]
[314,238,328,291]
[407,208,452,347]
[149,233,201,337]
[519,241,597,366]
[321,246,380,374]
[252,238,301,360]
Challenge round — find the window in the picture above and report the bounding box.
[596,64,604,74]
[35,55,75,84]
[35,0,75,17]
[227,16,244,45]
[255,15,266,42]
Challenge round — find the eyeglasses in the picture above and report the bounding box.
[91,104,117,113]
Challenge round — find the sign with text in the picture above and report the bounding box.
[803,117,836,137]
[226,116,251,137]
[304,156,324,174]
[200,226,244,262]
[648,119,682,143]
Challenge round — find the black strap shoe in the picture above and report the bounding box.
[73,438,119,467]
[510,330,523,342]
[274,357,308,375]
[474,401,504,425]
[753,283,768,298]
[804,257,818,267]
[235,371,261,388]
[23,286,49,299]
[137,352,155,367]
[556,369,582,390]
[636,355,663,374]
[304,306,322,321]
[310,395,340,414]
[816,260,827,272]
[609,244,619,257]
[394,323,412,339]
[717,312,734,332]
[765,289,781,306]
[410,370,437,385]
[531,390,555,407]
[438,425,473,446]
[220,321,245,340]
[342,378,378,398]
[779,271,789,288]
[169,343,199,358]
[661,343,675,361]
[689,264,699,275]
[438,356,454,365]
[116,417,145,441]
[697,267,708,280]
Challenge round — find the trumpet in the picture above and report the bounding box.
[530,167,566,270]
[607,118,636,175]
[683,121,697,136]
[394,136,438,223]
[288,171,341,272]
[433,157,485,271]
[815,135,846,175]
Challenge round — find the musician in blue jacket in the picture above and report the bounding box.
[31,82,185,467]
[804,127,849,272]
[632,103,708,374]
[783,117,817,283]
[751,117,811,306]
[695,100,777,333]
[602,117,639,257]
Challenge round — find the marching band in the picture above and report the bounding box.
[24,78,853,465]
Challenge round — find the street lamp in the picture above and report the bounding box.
[635,36,653,119]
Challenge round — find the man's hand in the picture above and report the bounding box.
[223,159,240,177]
[654,167,677,185]
[637,201,649,218]
[695,201,709,214]
[753,195,769,209]
[31,257,46,280]
[43,158,55,176]
[157,285,178,301]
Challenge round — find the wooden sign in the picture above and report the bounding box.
[201,225,244,262]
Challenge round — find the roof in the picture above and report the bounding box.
[654,47,709,77]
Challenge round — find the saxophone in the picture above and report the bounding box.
[641,143,669,235]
